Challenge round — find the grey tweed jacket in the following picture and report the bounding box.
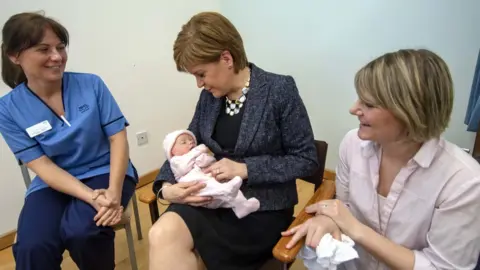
[153,63,318,211]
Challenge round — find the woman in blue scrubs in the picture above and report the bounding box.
[0,12,137,270]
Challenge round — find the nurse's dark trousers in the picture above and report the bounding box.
[12,174,136,270]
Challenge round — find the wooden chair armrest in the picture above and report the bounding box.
[138,188,156,204]
[137,185,163,224]
[272,180,336,263]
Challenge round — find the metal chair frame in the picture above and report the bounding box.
[17,163,142,270]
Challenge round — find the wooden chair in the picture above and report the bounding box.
[271,180,336,268]
[264,140,335,269]
[138,140,336,269]
[16,162,142,270]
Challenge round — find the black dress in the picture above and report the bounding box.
[164,98,294,270]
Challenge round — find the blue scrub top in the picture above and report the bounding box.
[0,72,136,196]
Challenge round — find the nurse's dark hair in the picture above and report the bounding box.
[1,11,69,89]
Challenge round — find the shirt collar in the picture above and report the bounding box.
[360,137,441,168]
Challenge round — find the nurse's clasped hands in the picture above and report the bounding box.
[91,188,124,226]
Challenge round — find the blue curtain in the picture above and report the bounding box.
[465,50,480,132]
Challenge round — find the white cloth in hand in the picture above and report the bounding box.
[297,233,359,270]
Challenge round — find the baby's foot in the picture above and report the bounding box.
[233,197,260,219]
[246,198,260,212]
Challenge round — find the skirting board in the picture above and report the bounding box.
[137,168,160,189]
[0,230,16,251]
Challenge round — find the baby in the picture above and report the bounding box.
[163,129,260,218]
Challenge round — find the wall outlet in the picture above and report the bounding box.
[136,131,148,146]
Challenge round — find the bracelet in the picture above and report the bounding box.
[156,184,171,206]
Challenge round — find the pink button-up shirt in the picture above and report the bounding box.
[337,129,480,270]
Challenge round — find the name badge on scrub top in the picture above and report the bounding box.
[26,120,52,138]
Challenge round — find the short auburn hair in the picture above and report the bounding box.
[173,11,248,73]
[355,49,454,143]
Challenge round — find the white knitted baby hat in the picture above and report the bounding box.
[163,129,197,160]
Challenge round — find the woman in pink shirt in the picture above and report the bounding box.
[284,49,480,269]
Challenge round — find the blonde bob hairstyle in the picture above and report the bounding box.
[354,49,454,143]
[173,11,248,73]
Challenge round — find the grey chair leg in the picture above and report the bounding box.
[20,164,32,188]
[131,195,143,240]
[125,221,138,270]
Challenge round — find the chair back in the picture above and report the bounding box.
[302,140,328,190]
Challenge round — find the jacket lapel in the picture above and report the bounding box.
[234,63,269,156]
[204,96,222,152]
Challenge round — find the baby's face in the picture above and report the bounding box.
[171,134,196,156]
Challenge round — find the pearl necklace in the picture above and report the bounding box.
[225,77,250,116]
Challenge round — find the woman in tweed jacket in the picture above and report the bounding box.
[148,12,318,270]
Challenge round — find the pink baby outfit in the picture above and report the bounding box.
[163,130,260,218]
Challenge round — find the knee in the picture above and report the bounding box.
[14,232,65,261]
[14,235,49,254]
[148,212,189,248]
[62,221,112,244]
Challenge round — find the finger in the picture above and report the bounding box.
[215,172,229,182]
[104,206,123,226]
[98,207,116,225]
[305,204,318,213]
[286,225,308,249]
[97,209,113,226]
[110,207,124,226]
[332,229,342,241]
[112,207,124,225]
[309,227,325,248]
[176,181,199,188]
[117,206,124,218]
[204,160,223,174]
[315,202,333,216]
[183,195,212,204]
[92,190,100,200]
[97,209,114,226]
[316,206,331,218]
[306,200,330,213]
[183,182,207,195]
[102,210,117,226]
[211,167,223,177]
[189,201,211,207]
[92,189,107,200]
[306,226,316,247]
[202,165,215,174]
[94,206,109,221]
[281,225,301,236]
[96,196,113,208]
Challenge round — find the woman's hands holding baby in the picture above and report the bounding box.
[161,181,212,206]
[204,158,248,182]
